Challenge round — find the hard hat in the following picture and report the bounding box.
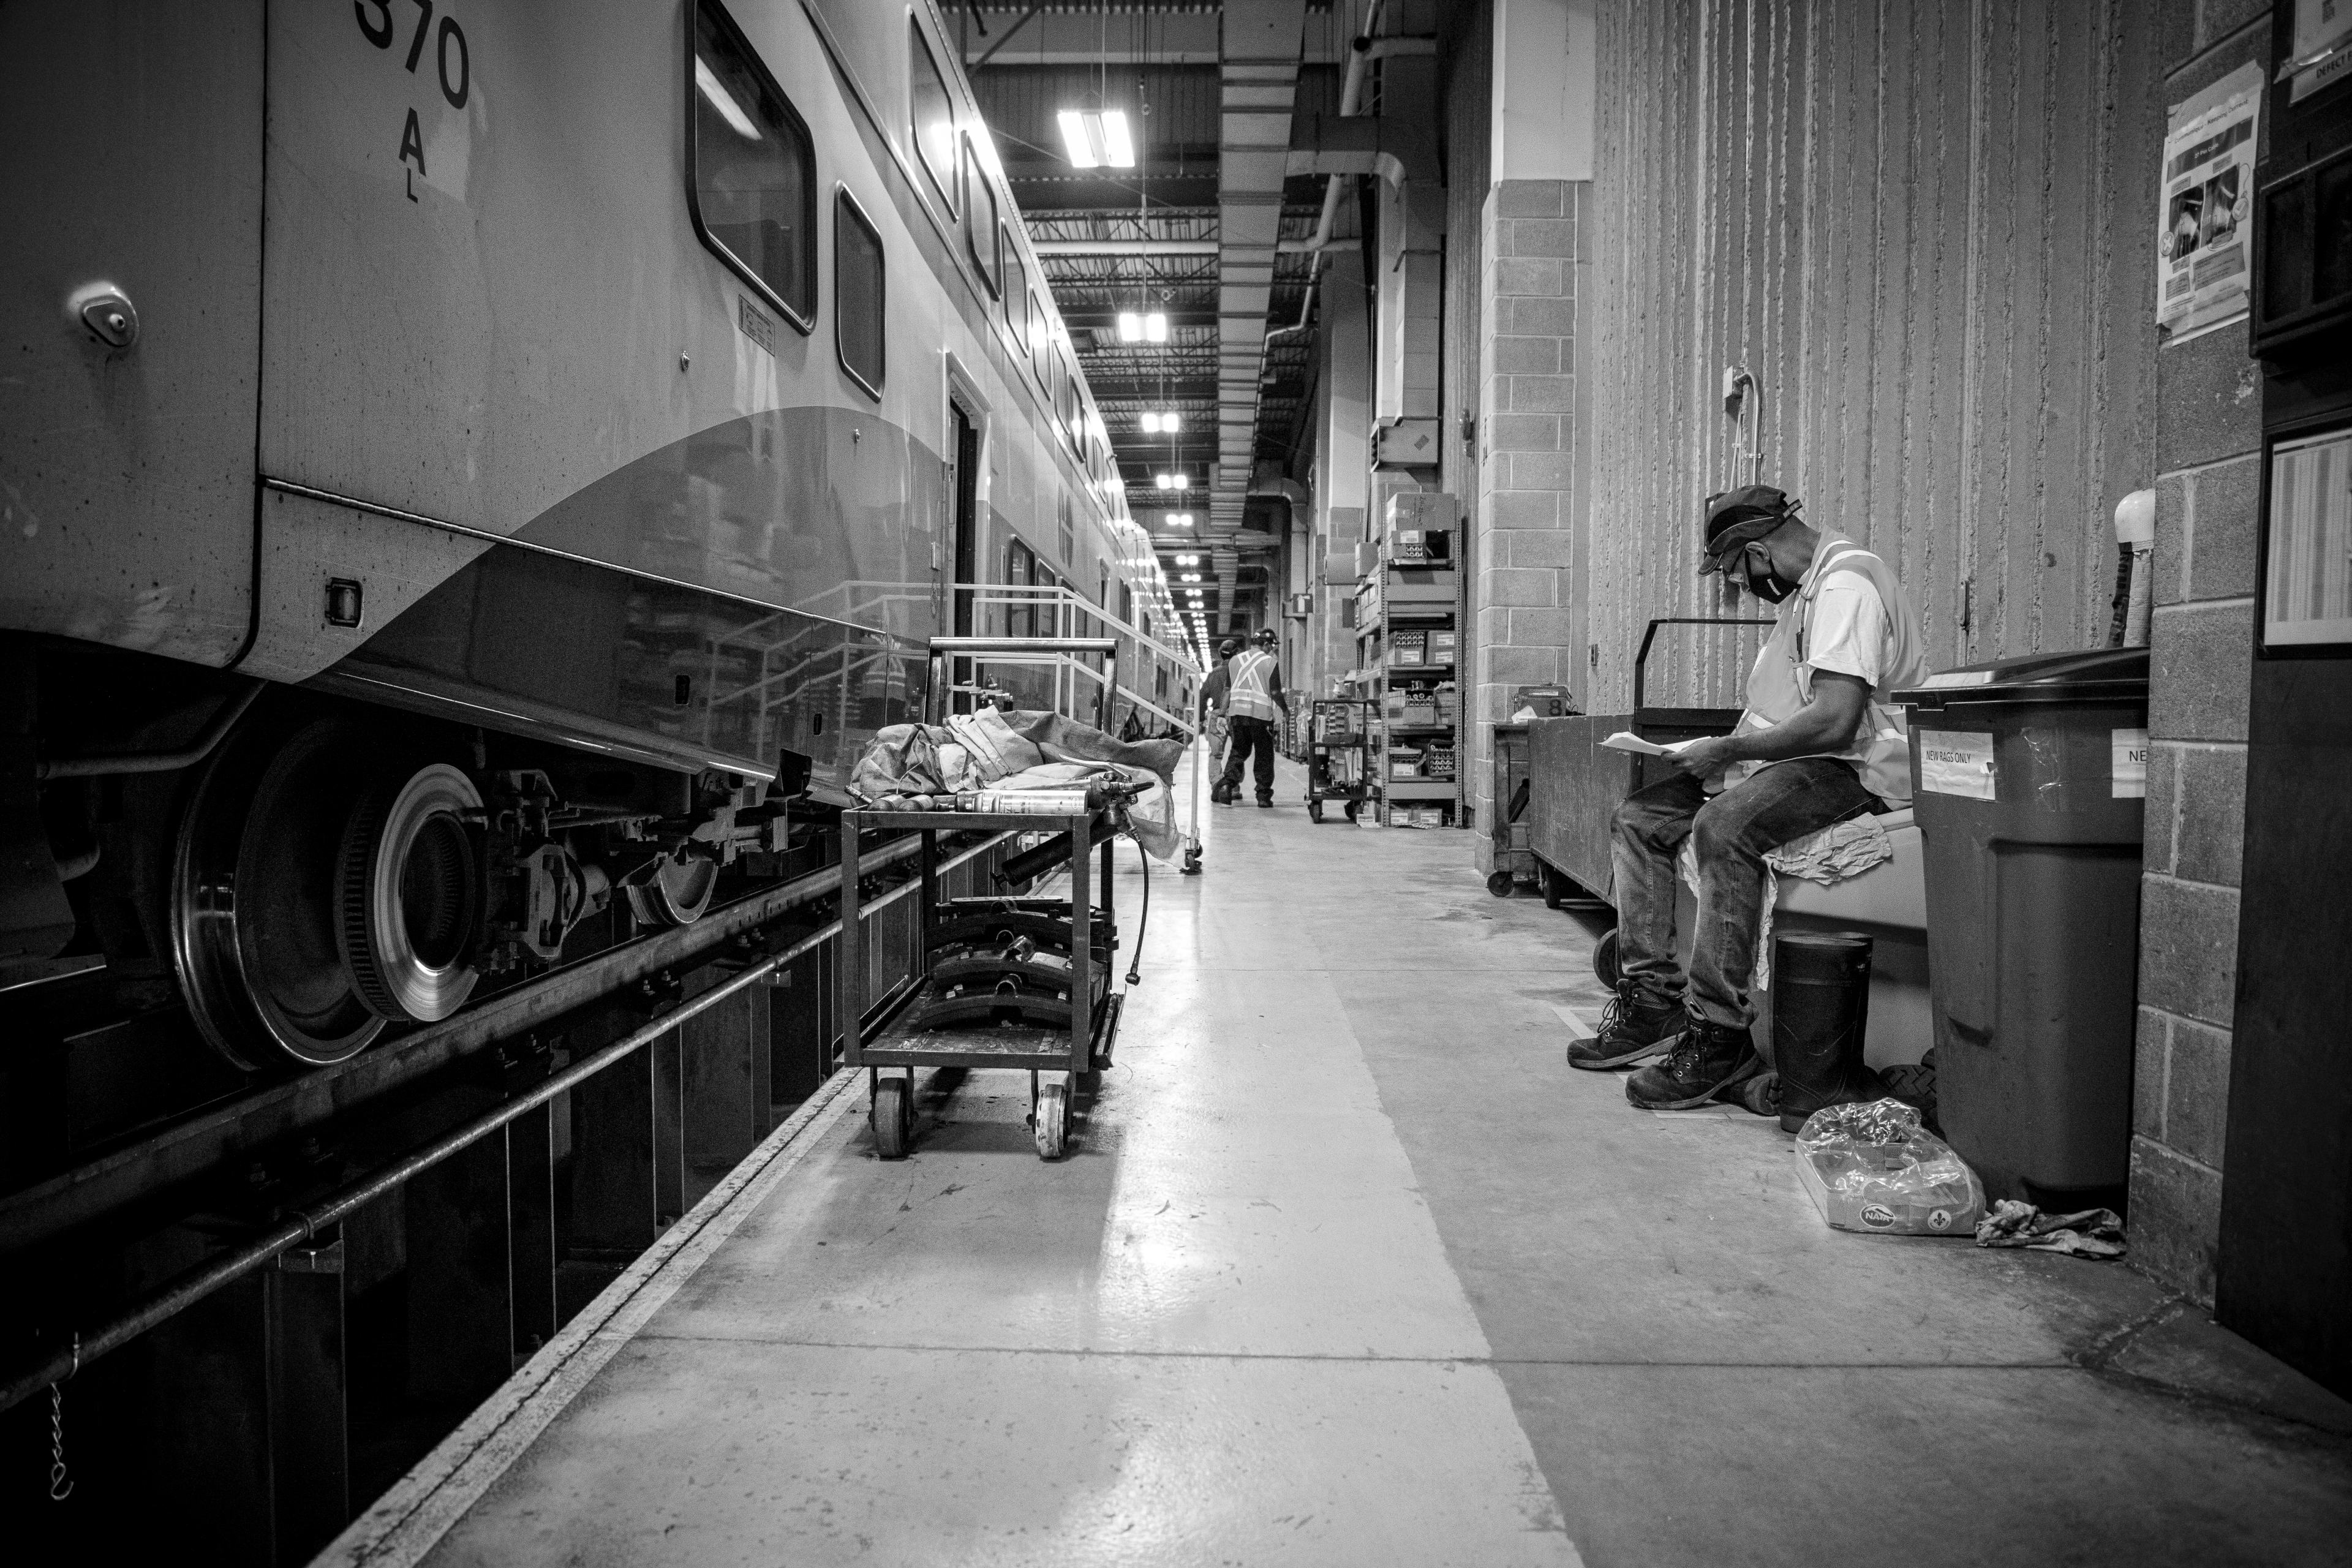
[1252,627,1276,646]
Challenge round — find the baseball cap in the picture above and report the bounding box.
[1698,486,1802,574]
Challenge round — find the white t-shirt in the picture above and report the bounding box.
[1798,569,1889,699]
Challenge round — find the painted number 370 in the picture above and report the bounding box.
[355,0,471,109]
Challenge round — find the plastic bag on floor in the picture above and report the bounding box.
[1792,1098,1985,1237]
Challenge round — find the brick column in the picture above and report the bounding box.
[1471,178,1588,871]
[2130,342,2259,1301]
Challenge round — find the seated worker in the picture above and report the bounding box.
[1568,485,1924,1109]
[1213,627,1290,807]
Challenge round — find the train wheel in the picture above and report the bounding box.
[173,720,388,1069]
[337,763,484,1023]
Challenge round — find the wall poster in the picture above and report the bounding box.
[2158,64,2263,341]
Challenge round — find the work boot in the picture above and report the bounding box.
[1773,1019,1891,1135]
[1624,1018,1763,1110]
[1256,796,1273,808]
[1567,984,1684,1071]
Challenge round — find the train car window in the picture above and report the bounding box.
[1065,374,1085,456]
[909,21,957,216]
[964,137,1000,297]
[1005,246,1028,352]
[1059,493,1077,567]
[1029,293,1049,388]
[1005,537,1035,638]
[687,0,817,328]
[834,189,886,398]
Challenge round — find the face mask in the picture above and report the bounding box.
[1741,545,1799,604]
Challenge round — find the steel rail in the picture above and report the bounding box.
[0,830,1011,1415]
[0,830,946,1254]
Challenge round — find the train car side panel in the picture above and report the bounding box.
[0,1,263,666]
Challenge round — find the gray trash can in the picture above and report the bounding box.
[1896,647,2149,1206]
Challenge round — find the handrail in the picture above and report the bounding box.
[1631,617,1774,713]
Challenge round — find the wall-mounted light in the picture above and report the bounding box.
[1057,108,1135,170]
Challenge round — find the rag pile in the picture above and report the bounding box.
[850,707,1186,859]
[1677,813,1894,990]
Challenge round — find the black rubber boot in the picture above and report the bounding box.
[1567,984,1685,1071]
[1624,1019,1763,1110]
[1771,932,1887,1134]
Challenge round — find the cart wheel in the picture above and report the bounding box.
[1181,846,1203,876]
[1343,799,1360,822]
[1308,800,1324,823]
[1592,928,1621,989]
[872,1076,912,1159]
[1486,870,1515,898]
[1541,862,1568,910]
[1034,1082,1069,1159]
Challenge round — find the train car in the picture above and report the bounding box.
[1,0,1196,1071]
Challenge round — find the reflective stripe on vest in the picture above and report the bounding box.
[1226,649,1279,720]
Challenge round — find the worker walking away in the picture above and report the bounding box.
[1213,628,1289,807]
[1567,486,1925,1115]
[1197,637,1239,797]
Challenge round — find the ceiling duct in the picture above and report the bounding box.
[1211,0,1308,533]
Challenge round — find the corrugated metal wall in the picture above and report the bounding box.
[1585,0,2160,710]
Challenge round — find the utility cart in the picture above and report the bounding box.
[842,631,1137,1162]
[840,802,1122,1160]
[1305,696,1374,823]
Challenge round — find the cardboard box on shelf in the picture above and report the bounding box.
[1387,629,1428,666]
[1388,750,1423,780]
[1430,628,1458,663]
[1423,745,1457,780]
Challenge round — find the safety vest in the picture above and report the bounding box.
[1725,535,1925,804]
[1226,649,1280,721]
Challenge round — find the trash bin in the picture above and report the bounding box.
[1896,647,2149,1207]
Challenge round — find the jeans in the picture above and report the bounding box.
[1609,756,1876,1030]
[1219,715,1278,801]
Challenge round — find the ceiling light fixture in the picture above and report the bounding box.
[1057,108,1135,170]
[1180,574,1202,582]
[1155,472,1189,491]
[1140,411,1182,433]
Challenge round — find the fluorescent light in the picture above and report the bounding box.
[1057,108,1136,170]
[696,60,763,141]
[1154,473,1173,490]
[1169,512,1193,526]
[1180,574,1201,582]
[1159,411,1180,432]
[1176,554,1200,565]
[1170,473,1189,491]
[1057,110,1098,169]
[1140,410,1180,433]
[1144,312,1168,342]
[1118,312,1144,343]
[1099,110,1135,167]
[1139,412,1161,433]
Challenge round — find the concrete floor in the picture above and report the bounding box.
[329,758,2352,1567]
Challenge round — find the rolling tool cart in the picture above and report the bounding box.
[840,802,1122,1161]
[1305,697,1373,823]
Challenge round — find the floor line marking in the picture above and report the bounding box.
[312,1067,867,1568]
[615,1333,2089,1371]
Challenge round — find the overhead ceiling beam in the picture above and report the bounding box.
[1212,0,1308,533]
[1031,237,1323,256]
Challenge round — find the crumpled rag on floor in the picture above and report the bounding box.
[1973,1199,2128,1259]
